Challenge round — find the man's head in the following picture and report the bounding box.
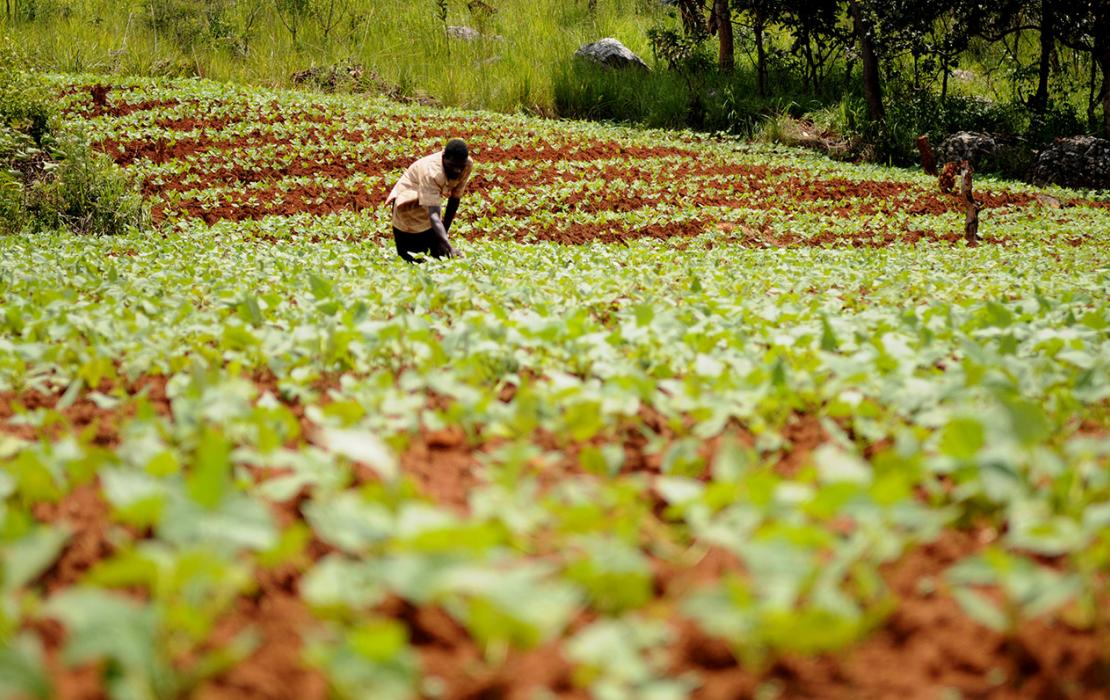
[443,139,468,180]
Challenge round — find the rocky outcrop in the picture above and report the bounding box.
[574,38,649,71]
[1028,136,1110,190]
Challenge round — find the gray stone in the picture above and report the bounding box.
[574,38,649,71]
[936,130,1033,179]
[1029,136,1110,190]
[447,25,481,41]
[937,131,998,167]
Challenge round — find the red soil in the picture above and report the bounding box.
[193,571,329,700]
[398,427,481,511]
[0,376,172,446]
[30,484,116,594]
[673,529,1110,699]
[22,617,108,700]
[379,596,587,700]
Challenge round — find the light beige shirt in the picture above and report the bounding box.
[385,153,474,233]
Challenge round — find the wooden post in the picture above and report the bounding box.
[917,135,938,176]
[960,164,981,245]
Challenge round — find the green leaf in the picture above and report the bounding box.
[308,273,333,299]
[661,438,704,477]
[820,315,839,352]
[579,443,624,476]
[236,296,263,327]
[938,416,985,460]
[348,620,410,663]
[303,555,387,612]
[43,588,160,672]
[1002,398,1050,446]
[0,634,51,700]
[321,427,398,482]
[3,525,70,592]
[951,588,1008,632]
[813,445,870,484]
[303,492,394,554]
[187,426,232,509]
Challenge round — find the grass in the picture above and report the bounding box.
[4,0,665,114]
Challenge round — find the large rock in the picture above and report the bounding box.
[575,38,649,71]
[937,131,999,166]
[447,25,481,41]
[937,131,1032,178]
[1028,136,1110,190]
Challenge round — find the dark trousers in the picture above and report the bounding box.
[393,227,449,263]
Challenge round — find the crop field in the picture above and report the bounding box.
[2,76,1110,700]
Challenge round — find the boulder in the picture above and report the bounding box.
[937,131,998,167]
[447,25,481,41]
[574,38,649,71]
[1028,136,1110,190]
[937,131,1032,178]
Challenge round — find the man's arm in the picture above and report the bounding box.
[443,196,460,233]
[426,205,458,258]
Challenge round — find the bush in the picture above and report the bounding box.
[26,137,147,235]
[0,43,54,145]
[8,0,69,23]
[143,0,234,50]
[871,86,1087,172]
[1,36,147,236]
[554,59,818,135]
[0,171,25,235]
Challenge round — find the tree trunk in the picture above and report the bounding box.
[1031,0,1054,113]
[1102,52,1109,139]
[804,32,816,94]
[1087,51,1100,130]
[715,0,734,72]
[941,51,950,102]
[1100,7,1110,138]
[849,0,884,122]
[754,7,767,96]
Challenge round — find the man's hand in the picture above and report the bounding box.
[427,205,455,258]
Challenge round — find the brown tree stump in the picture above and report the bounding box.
[917,135,938,176]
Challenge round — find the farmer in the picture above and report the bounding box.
[385,138,474,262]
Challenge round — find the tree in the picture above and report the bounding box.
[776,0,843,94]
[273,0,311,43]
[732,0,785,96]
[848,0,884,121]
[1052,0,1110,136]
[708,0,734,72]
[967,0,1056,113]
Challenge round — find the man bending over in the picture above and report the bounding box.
[385,138,474,262]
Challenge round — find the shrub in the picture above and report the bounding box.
[0,171,25,235]
[0,42,54,145]
[142,0,234,50]
[1,35,147,236]
[26,136,147,236]
[870,86,1087,172]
